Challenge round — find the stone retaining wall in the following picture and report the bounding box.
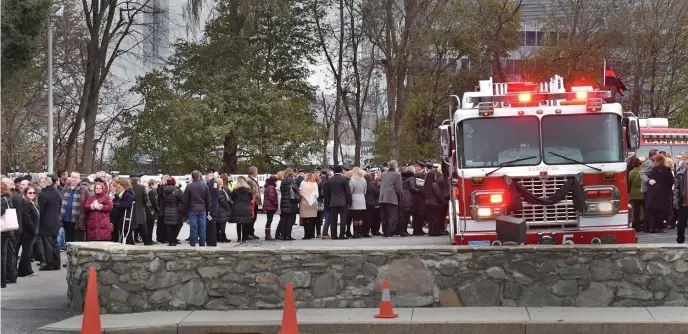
[66,242,688,313]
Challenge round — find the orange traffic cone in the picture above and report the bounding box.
[280,283,299,334]
[81,267,102,334]
[374,280,398,319]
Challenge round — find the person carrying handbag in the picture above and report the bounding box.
[1,181,20,288]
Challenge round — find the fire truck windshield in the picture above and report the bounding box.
[459,116,541,167]
[542,113,623,164]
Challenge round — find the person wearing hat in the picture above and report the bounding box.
[159,177,184,246]
[205,168,219,246]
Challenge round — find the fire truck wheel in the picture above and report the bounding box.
[591,237,602,245]
[491,240,502,246]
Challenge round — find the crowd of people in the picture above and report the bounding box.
[628,149,687,243]
[0,160,449,288]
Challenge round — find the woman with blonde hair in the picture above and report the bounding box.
[231,177,254,242]
[278,169,299,241]
[18,186,39,277]
[348,167,367,238]
[299,173,319,239]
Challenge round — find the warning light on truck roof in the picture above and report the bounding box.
[518,93,531,103]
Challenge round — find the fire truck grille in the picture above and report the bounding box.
[512,176,578,226]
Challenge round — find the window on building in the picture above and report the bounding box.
[460,58,470,70]
[536,31,544,46]
[525,31,537,46]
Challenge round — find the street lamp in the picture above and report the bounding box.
[47,4,64,174]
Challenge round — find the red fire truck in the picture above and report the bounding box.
[439,75,641,246]
[636,118,688,158]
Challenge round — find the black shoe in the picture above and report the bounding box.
[7,279,16,284]
[302,237,312,240]
[372,232,382,236]
[361,233,372,238]
[167,243,177,246]
[283,236,295,241]
[1,284,5,288]
[338,235,348,240]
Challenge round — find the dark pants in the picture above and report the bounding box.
[156,219,167,243]
[1,234,9,285]
[303,217,318,238]
[206,218,217,246]
[316,211,323,237]
[427,205,445,236]
[412,212,426,235]
[63,221,75,242]
[137,222,150,245]
[279,214,297,238]
[33,236,44,262]
[217,221,228,241]
[381,203,399,236]
[398,210,410,235]
[648,209,667,233]
[40,235,61,269]
[247,203,259,236]
[6,233,18,281]
[265,210,276,229]
[643,195,651,233]
[237,224,247,241]
[677,207,687,243]
[147,219,156,243]
[17,232,36,276]
[630,199,644,231]
[165,225,179,245]
[329,206,348,238]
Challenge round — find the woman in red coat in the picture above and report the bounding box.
[84,182,114,241]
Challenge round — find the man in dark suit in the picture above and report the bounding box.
[323,165,352,239]
[205,168,219,246]
[379,160,403,237]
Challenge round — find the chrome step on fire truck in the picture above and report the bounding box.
[439,75,641,246]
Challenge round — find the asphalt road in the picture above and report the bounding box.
[1,213,679,333]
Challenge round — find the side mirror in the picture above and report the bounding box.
[627,116,640,150]
[439,124,451,160]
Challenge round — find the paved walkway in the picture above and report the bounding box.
[40,307,688,334]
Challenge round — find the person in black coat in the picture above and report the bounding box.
[205,169,219,245]
[160,178,184,246]
[231,177,255,242]
[278,171,300,241]
[646,154,675,233]
[5,185,24,282]
[18,187,39,277]
[363,174,380,236]
[216,178,232,243]
[38,178,62,271]
[1,182,17,287]
[423,169,446,236]
[401,168,421,236]
[146,179,160,244]
[323,165,352,239]
[112,180,136,245]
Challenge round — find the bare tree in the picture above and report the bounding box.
[63,0,164,173]
[313,0,346,165]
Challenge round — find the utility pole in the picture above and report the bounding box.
[47,4,64,173]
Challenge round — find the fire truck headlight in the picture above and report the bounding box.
[598,202,613,213]
[477,207,492,217]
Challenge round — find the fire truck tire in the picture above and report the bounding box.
[591,237,602,245]
[492,240,502,246]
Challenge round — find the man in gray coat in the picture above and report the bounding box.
[379,160,403,237]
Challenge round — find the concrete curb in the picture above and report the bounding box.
[39,307,688,334]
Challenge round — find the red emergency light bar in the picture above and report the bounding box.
[468,90,612,105]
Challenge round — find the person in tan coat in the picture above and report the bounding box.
[299,173,319,239]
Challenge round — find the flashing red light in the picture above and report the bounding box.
[518,93,532,103]
[476,193,503,205]
[575,91,588,99]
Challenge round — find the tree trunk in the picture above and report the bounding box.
[80,79,100,173]
[222,135,238,173]
[385,63,398,161]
